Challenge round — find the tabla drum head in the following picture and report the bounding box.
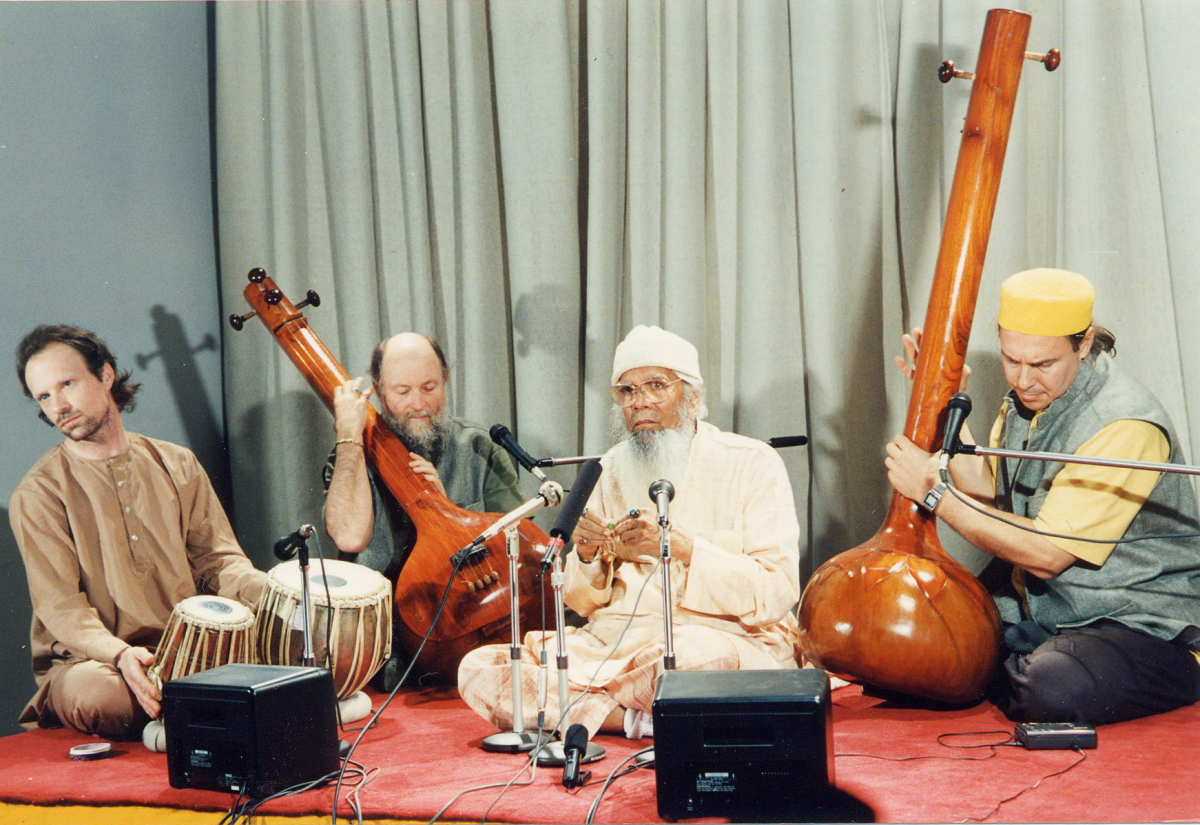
[266,559,389,606]
[174,595,253,625]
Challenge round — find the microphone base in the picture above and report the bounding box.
[481,729,544,754]
[535,739,606,767]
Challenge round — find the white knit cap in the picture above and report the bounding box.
[610,325,703,386]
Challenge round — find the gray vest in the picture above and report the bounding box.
[992,353,1200,643]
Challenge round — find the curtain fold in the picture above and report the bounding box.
[214,0,1199,582]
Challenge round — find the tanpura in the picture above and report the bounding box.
[797,9,1061,704]
[231,268,548,683]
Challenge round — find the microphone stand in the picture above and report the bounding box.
[481,524,540,753]
[634,502,676,770]
[297,538,316,668]
[928,393,1200,479]
[535,454,604,468]
[956,444,1200,477]
[463,480,560,753]
[451,481,562,567]
[535,553,606,767]
[657,511,676,672]
[533,434,808,469]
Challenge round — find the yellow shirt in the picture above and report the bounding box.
[988,415,1169,564]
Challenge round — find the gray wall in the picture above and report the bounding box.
[0,3,240,736]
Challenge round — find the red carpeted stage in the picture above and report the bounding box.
[0,682,1196,824]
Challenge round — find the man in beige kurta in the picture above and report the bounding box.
[458,325,801,738]
[10,324,264,739]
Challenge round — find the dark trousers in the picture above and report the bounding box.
[988,619,1200,726]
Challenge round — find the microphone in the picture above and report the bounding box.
[541,459,603,571]
[649,479,674,528]
[490,424,548,482]
[452,479,565,565]
[274,524,315,561]
[941,393,972,462]
[767,434,809,448]
[561,723,591,788]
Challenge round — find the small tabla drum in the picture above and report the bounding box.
[148,595,256,693]
[255,559,392,701]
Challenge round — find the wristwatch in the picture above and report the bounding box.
[922,481,949,513]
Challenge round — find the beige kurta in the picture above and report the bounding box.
[9,433,265,727]
[457,421,801,735]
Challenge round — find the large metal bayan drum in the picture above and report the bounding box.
[256,559,392,700]
[148,595,256,693]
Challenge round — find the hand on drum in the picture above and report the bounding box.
[895,327,971,391]
[333,377,373,440]
[116,645,161,718]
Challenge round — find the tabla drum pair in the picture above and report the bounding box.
[145,559,391,751]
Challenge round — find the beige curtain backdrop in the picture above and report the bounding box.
[214,0,1199,582]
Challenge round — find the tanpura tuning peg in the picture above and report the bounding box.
[229,291,280,330]
[939,48,1059,85]
[229,311,255,331]
[229,270,320,330]
[938,59,975,84]
[1025,48,1061,71]
[231,268,270,329]
[261,288,320,308]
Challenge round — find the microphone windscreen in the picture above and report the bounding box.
[550,459,603,541]
[649,478,675,502]
[564,722,589,753]
[273,535,297,561]
[942,392,973,454]
[490,423,542,474]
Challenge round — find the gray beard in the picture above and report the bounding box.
[382,406,452,465]
[607,405,695,513]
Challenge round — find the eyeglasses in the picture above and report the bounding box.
[610,378,684,407]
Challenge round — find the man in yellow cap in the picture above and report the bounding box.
[887,268,1200,725]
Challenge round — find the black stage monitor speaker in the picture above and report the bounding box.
[162,663,339,797]
[652,668,833,821]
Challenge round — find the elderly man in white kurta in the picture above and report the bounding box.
[457,325,801,739]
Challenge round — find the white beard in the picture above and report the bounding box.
[606,407,695,514]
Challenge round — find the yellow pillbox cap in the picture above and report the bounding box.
[998,268,1094,337]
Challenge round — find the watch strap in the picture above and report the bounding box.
[922,481,949,512]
